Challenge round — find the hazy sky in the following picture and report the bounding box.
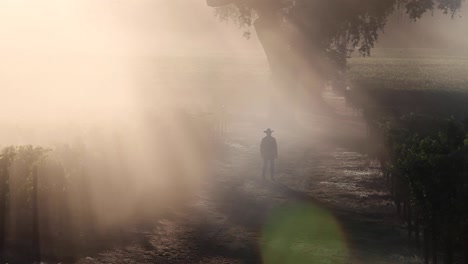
[0,1,466,127]
[0,0,261,56]
[1,0,466,56]
[379,5,468,49]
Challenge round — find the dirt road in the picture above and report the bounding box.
[76,120,421,264]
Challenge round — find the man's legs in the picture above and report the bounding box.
[270,159,275,180]
[262,159,267,180]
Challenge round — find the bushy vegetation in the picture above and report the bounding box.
[347,52,468,263]
[0,110,225,263]
[379,115,468,264]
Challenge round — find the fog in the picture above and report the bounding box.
[0,0,263,55]
[0,0,268,134]
[2,0,466,125]
[0,2,270,255]
[377,5,468,50]
[0,0,467,261]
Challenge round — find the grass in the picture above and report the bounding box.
[347,49,468,92]
[345,49,468,117]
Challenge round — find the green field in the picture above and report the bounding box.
[347,49,468,92]
[345,49,468,118]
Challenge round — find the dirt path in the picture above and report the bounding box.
[76,121,421,264]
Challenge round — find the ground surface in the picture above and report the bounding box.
[74,107,423,264]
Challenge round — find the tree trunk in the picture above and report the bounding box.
[432,223,438,264]
[390,173,395,197]
[424,227,430,264]
[403,200,408,221]
[415,214,420,248]
[464,230,468,264]
[395,185,401,215]
[0,169,8,261]
[444,224,453,264]
[254,15,296,124]
[32,165,41,263]
[253,8,335,124]
[408,203,413,238]
[81,169,96,243]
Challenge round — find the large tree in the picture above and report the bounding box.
[208,0,464,117]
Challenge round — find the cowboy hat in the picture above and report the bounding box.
[264,128,274,133]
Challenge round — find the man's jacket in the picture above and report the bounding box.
[260,136,278,160]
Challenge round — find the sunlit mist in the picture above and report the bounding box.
[0,0,467,263]
[0,1,267,259]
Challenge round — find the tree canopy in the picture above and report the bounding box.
[210,0,465,92]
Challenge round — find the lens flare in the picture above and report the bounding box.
[261,202,349,264]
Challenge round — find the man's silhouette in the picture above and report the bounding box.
[260,128,278,180]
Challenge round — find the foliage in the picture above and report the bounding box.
[0,147,16,169]
[346,48,468,262]
[379,115,468,263]
[213,0,465,84]
[0,109,225,262]
[0,147,16,261]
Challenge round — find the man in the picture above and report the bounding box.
[260,128,278,180]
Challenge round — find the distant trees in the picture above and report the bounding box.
[0,147,15,262]
[208,0,465,114]
[0,146,49,262]
[0,143,139,262]
[18,146,50,263]
[0,109,221,262]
